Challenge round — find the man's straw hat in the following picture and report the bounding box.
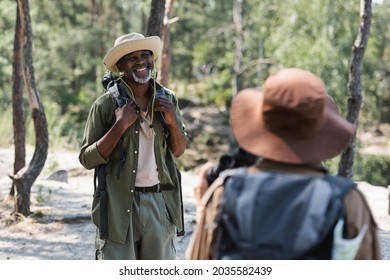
[103,32,162,73]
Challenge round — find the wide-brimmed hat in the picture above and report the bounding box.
[103,32,162,73]
[230,68,355,164]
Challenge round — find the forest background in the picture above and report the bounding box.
[0,0,389,187]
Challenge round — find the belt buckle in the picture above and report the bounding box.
[156,184,161,192]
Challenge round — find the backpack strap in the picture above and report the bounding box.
[324,174,357,196]
[92,72,125,240]
[323,174,357,234]
[304,174,357,258]
[93,164,109,239]
[154,87,170,139]
[175,167,185,237]
[320,174,356,231]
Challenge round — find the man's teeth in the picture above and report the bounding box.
[135,67,147,72]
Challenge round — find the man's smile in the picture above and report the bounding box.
[135,67,148,72]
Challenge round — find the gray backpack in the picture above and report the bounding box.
[214,172,356,259]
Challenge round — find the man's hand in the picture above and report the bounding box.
[154,96,188,157]
[96,100,139,160]
[154,97,176,124]
[115,100,139,130]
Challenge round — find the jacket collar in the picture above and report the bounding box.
[254,159,328,176]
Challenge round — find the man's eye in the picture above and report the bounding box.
[142,53,151,59]
[126,57,137,63]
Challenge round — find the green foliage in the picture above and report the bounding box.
[43,101,83,150]
[168,0,390,128]
[354,154,390,187]
[0,0,389,186]
[35,185,52,206]
[324,153,390,187]
[0,99,83,150]
[1,0,387,119]
[0,105,14,147]
[0,0,16,105]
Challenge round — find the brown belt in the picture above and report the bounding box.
[134,184,174,193]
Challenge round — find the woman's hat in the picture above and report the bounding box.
[103,32,162,73]
[230,68,355,164]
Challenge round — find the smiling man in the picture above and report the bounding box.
[79,32,189,260]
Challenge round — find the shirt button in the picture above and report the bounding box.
[134,150,138,154]
[132,170,136,173]
[135,130,139,134]
[127,209,130,213]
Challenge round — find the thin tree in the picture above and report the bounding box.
[10,0,49,217]
[232,0,243,96]
[338,0,372,178]
[9,0,27,200]
[158,0,177,87]
[146,0,166,36]
[146,0,167,84]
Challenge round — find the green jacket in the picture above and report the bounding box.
[79,80,186,244]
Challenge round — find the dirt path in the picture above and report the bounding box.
[0,149,389,260]
[0,148,198,260]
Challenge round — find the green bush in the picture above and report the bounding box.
[354,154,390,187]
[0,105,13,147]
[0,101,82,151]
[324,153,390,187]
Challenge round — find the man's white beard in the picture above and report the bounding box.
[132,69,152,84]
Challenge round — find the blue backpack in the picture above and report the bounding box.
[214,172,356,259]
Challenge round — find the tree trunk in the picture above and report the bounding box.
[11,0,49,217]
[146,0,166,36]
[228,0,244,150]
[232,0,243,96]
[158,0,176,87]
[10,0,26,198]
[338,0,372,178]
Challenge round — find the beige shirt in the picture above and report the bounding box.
[135,112,159,187]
